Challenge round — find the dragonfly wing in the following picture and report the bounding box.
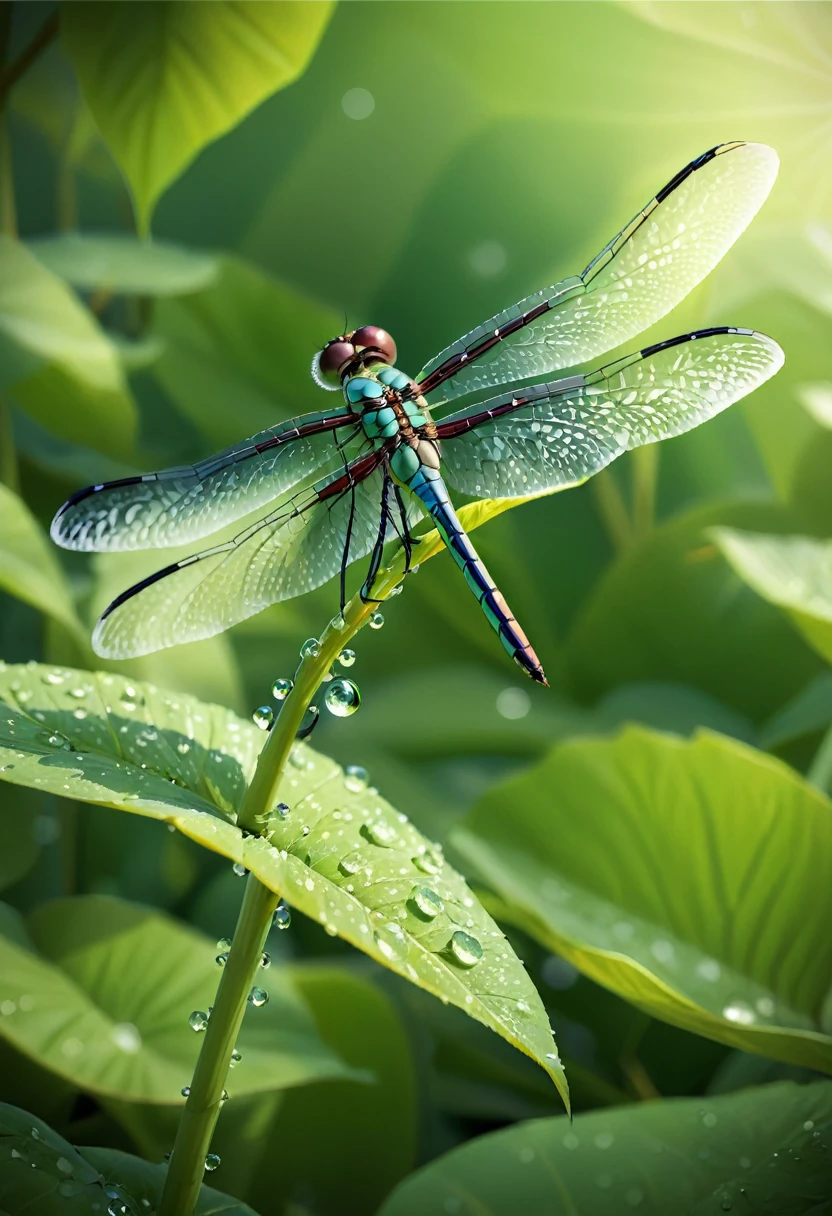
[92,452,395,659]
[51,407,359,552]
[418,142,778,406]
[438,328,783,498]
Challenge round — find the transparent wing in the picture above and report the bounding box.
[51,406,359,553]
[418,142,778,406]
[91,453,419,659]
[437,328,783,498]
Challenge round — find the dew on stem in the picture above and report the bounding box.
[325,678,361,717]
[271,677,293,701]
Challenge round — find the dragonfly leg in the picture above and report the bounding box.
[360,470,393,604]
[391,482,421,574]
[336,423,367,612]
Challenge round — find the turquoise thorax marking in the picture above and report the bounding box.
[345,366,429,446]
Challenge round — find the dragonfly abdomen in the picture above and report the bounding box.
[398,455,547,686]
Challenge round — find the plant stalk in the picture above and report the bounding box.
[807,719,832,795]
[0,10,59,108]
[631,444,659,542]
[0,395,19,491]
[591,467,633,553]
[158,875,279,1216]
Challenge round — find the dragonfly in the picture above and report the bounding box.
[52,141,783,686]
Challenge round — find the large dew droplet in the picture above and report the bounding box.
[344,764,368,792]
[276,802,291,819]
[369,611,385,630]
[337,648,356,667]
[204,1153,221,1172]
[449,930,483,968]
[248,987,269,1007]
[296,704,319,739]
[325,678,362,718]
[410,885,443,919]
[413,847,443,876]
[300,638,321,659]
[273,904,291,931]
[252,705,273,731]
[188,1010,209,1032]
[374,922,408,963]
[271,677,293,701]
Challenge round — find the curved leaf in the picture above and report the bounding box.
[0,662,567,1105]
[712,527,832,665]
[0,1103,258,1215]
[28,234,219,297]
[0,483,85,642]
[0,895,352,1103]
[62,1,336,233]
[453,727,832,1073]
[0,236,136,459]
[378,1080,832,1216]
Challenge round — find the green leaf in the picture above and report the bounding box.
[0,894,353,1103]
[62,1,336,233]
[0,482,85,643]
[0,662,567,1105]
[798,381,832,430]
[760,674,832,749]
[377,1080,832,1216]
[0,1103,258,1215]
[0,788,41,894]
[453,727,832,1073]
[712,527,832,665]
[116,967,418,1216]
[0,236,136,460]
[152,255,342,447]
[565,501,822,720]
[28,234,219,297]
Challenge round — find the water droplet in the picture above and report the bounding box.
[276,802,291,818]
[273,904,291,930]
[344,764,368,792]
[177,741,190,755]
[296,704,319,739]
[72,708,87,720]
[723,999,756,1026]
[332,612,346,630]
[300,638,321,659]
[181,1086,191,1097]
[271,677,293,701]
[410,885,443,919]
[216,937,232,952]
[253,705,273,731]
[69,688,86,699]
[369,611,384,630]
[204,1153,220,1172]
[374,922,408,963]
[260,951,271,969]
[188,1010,209,1032]
[337,648,356,667]
[339,853,362,876]
[363,819,396,847]
[215,952,228,967]
[230,1049,242,1067]
[413,847,443,875]
[702,1112,718,1128]
[221,1088,229,1102]
[248,986,269,1007]
[301,824,310,836]
[44,670,65,685]
[325,678,362,717]
[232,862,247,877]
[388,585,403,598]
[449,930,483,968]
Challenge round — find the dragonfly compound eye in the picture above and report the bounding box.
[351,325,397,366]
[315,339,356,388]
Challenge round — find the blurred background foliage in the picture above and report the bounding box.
[1,2,832,1214]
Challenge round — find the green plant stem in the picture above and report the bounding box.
[0,395,18,491]
[0,10,59,108]
[591,467,633,553]
[0,111,16,237]
[631,444,659,542]
[158,875,278,1216]
[807,719,832,795]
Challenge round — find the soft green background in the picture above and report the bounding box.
[1,3,831,1214]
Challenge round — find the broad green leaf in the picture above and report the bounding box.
[0,895,353,1103]
[760,673,832,749]
[707,221,832,317]
[799,381,832,429]
[0,237,136,459]
[712,527,832,665]
[597,681,755,743]
[378,1080,832,1216]
[62,1,336,233]
[565,501,822,720]
[453,727,832,1073]
[0,789,40,893]
[0,1103,258,1215]
[0,482,85,643]
[114,968,418,1216]
[28,234,218,297]
[0,663,567,1104]
[152,255,342,446]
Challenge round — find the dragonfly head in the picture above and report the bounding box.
[312,325,397,390]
